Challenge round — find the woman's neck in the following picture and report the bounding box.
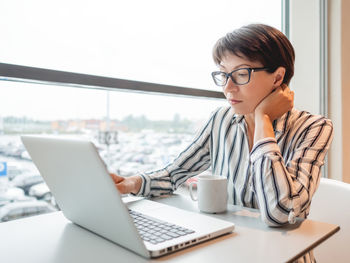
[244,113,255,152]
[244,113,255,129]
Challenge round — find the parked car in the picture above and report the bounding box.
[0,200,56,222]
[28,182,52,201]
[0,187,35,206]
[20,150,32,160]
[3,143,25,158]
[6,162,24,180]
[10,173,44,193]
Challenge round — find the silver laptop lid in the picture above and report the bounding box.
[21,135,149,258]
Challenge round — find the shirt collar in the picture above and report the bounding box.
[230,114,245,124]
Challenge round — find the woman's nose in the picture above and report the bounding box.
[223,77,239,93]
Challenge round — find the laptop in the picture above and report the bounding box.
[21,135,234,258]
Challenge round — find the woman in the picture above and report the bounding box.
[111,24,333,261]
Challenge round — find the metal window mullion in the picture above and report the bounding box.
[320,0,328,117]
[320,0,329,178]
[282,0,290,39]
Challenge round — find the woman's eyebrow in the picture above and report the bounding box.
[219,63,251,71]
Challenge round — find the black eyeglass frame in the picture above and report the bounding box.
[211,67,270,86]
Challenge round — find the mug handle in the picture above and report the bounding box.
[189,182,197,201]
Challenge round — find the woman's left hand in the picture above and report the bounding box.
[254,84,294,121]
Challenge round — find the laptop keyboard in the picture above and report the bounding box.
[129,209,195,244]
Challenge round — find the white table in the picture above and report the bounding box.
[0,193,339,263]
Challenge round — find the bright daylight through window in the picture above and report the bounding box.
[0,0,281,222]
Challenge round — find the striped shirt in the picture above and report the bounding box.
[137,106,333,223]
[136,106,333,262]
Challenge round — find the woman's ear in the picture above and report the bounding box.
[273,67,286,87]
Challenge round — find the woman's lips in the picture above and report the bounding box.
[228,99,242,105]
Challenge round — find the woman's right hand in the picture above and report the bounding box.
[254,84,294,122]
[110,173,142,195]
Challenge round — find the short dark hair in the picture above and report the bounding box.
[212,24,295,85]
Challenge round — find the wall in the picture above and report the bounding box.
[328,0,350,183]
[289,0,321,115]
[328,0,342,182]
[290,0,350,182]
[340,0,350,182]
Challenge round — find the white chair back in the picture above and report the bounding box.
[308,178,350,262]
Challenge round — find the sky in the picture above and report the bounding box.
[0,0,281,121]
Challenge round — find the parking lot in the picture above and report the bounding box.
[0,131,197,222]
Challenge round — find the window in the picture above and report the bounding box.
[0,81,227,221]
[1,0,281,90]
[0,0,282,222]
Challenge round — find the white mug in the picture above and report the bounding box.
[189,175,228,214]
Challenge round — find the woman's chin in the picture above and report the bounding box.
[229,105,254,115]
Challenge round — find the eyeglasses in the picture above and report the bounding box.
[211,67,270,86]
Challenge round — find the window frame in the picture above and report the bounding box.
[0,62,225,100]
